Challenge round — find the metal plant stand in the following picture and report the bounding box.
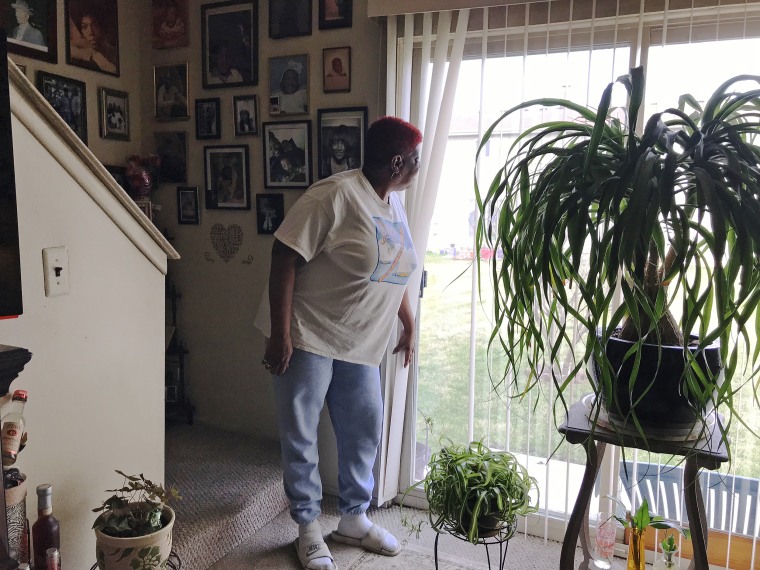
[433,521,515,570]
[90,550,181,569]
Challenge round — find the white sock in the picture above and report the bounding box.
[338,513,399,552]
[299,521,332,570]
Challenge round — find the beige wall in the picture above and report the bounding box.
[0,100,166,569]
[145,0,384,440]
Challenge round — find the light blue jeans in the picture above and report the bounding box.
[272,347,383,525]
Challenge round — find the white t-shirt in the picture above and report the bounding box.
[255,169,417,366]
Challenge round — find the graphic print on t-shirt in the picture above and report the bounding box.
[370,217,416,284]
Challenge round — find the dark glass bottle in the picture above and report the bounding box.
[31,484,59,570]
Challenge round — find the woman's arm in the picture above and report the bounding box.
[392,289,415,368]
[264,239,304,374]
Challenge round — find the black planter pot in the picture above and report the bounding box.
[593,331,722,430]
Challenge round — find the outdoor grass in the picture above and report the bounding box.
[416,253,760,485]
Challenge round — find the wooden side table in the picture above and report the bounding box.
[558,397,728,570]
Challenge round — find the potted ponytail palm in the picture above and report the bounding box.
[475,67,760,447]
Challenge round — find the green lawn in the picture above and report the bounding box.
[416,253,760,480]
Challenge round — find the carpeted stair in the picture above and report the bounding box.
[165,422,289,569]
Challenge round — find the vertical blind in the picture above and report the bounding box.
[382,1,760,568]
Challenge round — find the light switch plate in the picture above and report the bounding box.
[42,247,70,297]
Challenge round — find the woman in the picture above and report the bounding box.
[256,116,422,570]
[322,126,359,176]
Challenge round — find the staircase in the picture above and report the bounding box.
[165,422,289,569]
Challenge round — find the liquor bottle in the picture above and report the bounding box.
[32,484,60,570]
[1,389,27,466]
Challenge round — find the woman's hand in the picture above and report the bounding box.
[263,334,293,375]
[392,327,415,368]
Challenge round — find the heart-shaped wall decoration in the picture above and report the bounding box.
[210,223,243,263]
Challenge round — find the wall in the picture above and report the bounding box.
[145,0,384,441]
[3,3,166,568]
[0,92,167,569]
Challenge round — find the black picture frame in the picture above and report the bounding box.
[154,131,188,183]
[233,94,258,136]
[317,106,367,179]
[323,46,350,93]
[204,145,251,210]
[154,62,189,120]
[201,1,258,89]
[177,186,200,224]
[269,0,311,39]
[319,0,352,30]
[262,120,311,189]
[195,97,221,139]
[268,54,309,115]
[98,87,129,141]
[256,193,284,234]
[104,164,130,194]
[1,0,57,63]
[65,0,120,76]
[36,70,87,143]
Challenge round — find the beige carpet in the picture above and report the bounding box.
[209,496,629,569]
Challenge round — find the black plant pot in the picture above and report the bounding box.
[593,331,722,430]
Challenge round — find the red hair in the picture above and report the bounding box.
[364,116,423,168]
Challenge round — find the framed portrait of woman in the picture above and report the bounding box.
[65,0,119,76]
[1,0,58,63]
[195,98,221,140]
[201,1,258,89]
[323,46,350,93]
[317,107,367,179]
[233,94,258,136]
[204,145,251,210]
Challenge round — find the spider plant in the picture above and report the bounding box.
[402,440,538,544]
[475,66,760,447]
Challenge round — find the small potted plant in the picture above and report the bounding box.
[403,439,539,545]
[92,470,180,570]
[611,498,690,570]
[655,532,683,569]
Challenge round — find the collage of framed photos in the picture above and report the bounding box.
[6,0,359,235]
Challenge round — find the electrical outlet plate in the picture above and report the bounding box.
[42,246,70,297]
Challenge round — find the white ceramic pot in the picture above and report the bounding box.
[94,505,174,570]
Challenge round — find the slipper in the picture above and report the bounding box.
[330,523,401,557]
[294,534,338,570]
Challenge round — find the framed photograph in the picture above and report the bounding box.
[1,0,57,63]
[154,63,189,120]
[177,186,200,224]
[152,0,189,49]
[256,193,284,234]
[319,0,352,30]
[323,46,350,93]
[65,0,119,76]
[233,94,258,136]
[154,131,188,183]
[317,107,367,179]
[98,87,129,141]
[204,145,251,209]
[104,164,130,194]
[36,70,87,143]
[269,54,308,115]
[201,1,258,89]
[269,0,311,39]
[195,97,221,139]
[262,120,311,189]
